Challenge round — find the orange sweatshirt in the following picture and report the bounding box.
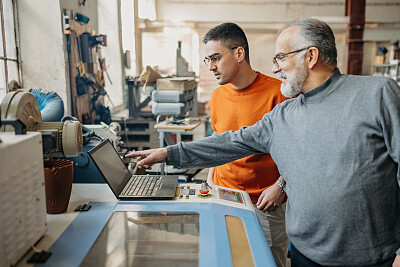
[210,72,287,203]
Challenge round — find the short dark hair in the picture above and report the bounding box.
[279,18,337,67]
[203,22,250,64]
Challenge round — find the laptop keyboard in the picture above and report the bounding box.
[122,175,162,196]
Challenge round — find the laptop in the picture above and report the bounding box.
[88,139,178,200]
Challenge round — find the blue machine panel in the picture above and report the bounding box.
[38,202,275,267]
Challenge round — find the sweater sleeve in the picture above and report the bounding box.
[379,78,400,188]
[166,113,274,168]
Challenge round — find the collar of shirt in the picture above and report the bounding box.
[301,68,342,104]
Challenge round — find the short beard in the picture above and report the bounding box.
[279,57,308,98]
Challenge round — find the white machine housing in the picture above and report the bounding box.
[0,132,47,266]
[84,124,120,148]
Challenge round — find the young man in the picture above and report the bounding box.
[127,18,400,266]
[203,22,288,266]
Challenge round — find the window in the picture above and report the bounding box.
[0,0,20,101]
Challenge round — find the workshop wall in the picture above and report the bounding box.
[152,0,400,100]
[60,0,99,32]
[17,0,69,114]
[156,0,400,27]
[121,0,137,78]
[12,0,400,118]
[16,0,125,117]
[157,1,345,23]
[97,0,125,109]
[59,0,125,110]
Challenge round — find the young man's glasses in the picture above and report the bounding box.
[204,47,238,67]
[272,46,313,68]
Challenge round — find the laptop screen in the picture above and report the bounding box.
[88,140,131,195]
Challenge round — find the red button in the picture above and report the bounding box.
[199,189,209,195]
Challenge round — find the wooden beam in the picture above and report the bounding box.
[346,0,365,75]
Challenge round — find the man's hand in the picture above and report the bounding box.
[393,255,400,267]
[125,148,167,169]
[256,182,285,212]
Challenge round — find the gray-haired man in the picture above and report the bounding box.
[127,18,400,266]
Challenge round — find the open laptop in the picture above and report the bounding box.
[88,139,178,200]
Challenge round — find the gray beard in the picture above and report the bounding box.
[279,60,308,98]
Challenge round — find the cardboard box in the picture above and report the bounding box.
[374,55,385,65]
[198,102,206,116]
[156,77,197,91]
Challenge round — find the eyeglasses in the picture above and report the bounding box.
[272,46,313,68]
[204,47,238,67]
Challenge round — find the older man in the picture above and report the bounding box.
[127,18,400,266]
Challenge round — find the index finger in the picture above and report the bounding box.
[125,151,145,158]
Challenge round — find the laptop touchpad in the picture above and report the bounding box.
[160,183,176,190]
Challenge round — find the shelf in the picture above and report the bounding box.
[374,63,400,68]
[373,62,400,82]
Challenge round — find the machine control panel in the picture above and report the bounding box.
[178,185,196,199]
[175,183,253,211]
[218,188,244,204]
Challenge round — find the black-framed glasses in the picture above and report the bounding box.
[272,46,313,68]
[204,47,238,67]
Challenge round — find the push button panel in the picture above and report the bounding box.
[218,188,244,204]
[177,185,197,200]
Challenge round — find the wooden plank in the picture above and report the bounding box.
[69,20,95,36]
[68,30,78,117]
[154,120,202,130]
[76,94,91,123]
[225,215,255,267]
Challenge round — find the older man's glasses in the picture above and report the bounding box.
[273,46,312,68]
[204,47,238,67]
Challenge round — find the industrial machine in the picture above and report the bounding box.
[151,77,197,120]
[69,122,125,183]
[1,91,83,157]
[151,41,198,121]
[36,184,275,267]
[84,122,121,149]
[0,90,83,266]
[176,40,196,78]
[126,75,155,118]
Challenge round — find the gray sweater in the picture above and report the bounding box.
[167,69,400,266]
